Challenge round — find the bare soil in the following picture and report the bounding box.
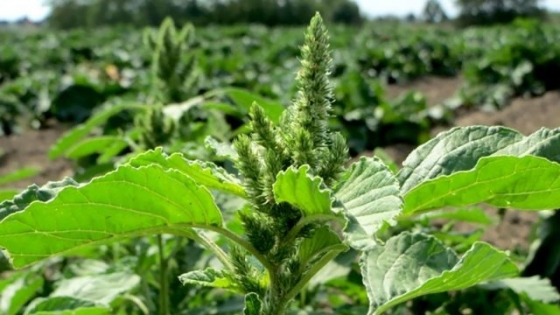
[386,75,463,107]
[0,123,73,190]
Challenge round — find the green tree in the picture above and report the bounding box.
[423,0,448,23]
[45,0,363,29]
[329,0,363,25]
[46,0,90,29]
[456,0,545,26]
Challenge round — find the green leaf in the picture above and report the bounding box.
[419,207,495,225]
[298,227,346,268]
[24,297,110,315]
[495,127,560,162]
[179,268,236,291]
[398,126,522,193]
[523,295,560,315]
[243,292,262,315]
[273,165,332,216]
[49,103,145,159]
[127,148,246,197]
[361,233,518,315]
[0,272,43,315]
[404,156,560,214]
[65,136,128,160]
[335,157,402,250]
[49,272,140,305]
[96,140,129,164]
[0,168,40,186]
[482,276,560,303]
[224,88,285,123]
[398,127,560,195]
[0,178,79,220]
[0,165,223,268]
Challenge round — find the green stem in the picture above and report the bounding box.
[263,266,289,315]
[157,235,170,315]
[281,214,338,247]
[190,231,235,271]
[202,225,274,271]
[281,247,346,306]
[112,243,120,262]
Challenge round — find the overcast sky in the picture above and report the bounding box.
[1,0,560,21]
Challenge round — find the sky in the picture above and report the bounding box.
[1,0,560,21]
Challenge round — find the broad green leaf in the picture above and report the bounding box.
[404,156,560,214]
[398,126,522,193]
[495,127,560,162]
[179,268,236,290]
[49,103,145,159]
[224,88,285,123]
[0,165,223,268]
[0,272,43,315]
[24,297,110,315]
[419,207,495,225]
[335,157,402,250]
[0,168,40,186]
[65,136,128,160]
[361,233,518,315]
[273,165,332,216]
[127,148,246,197]
[398,127,560,195]
[483,276,560,303]
[0,178,78,220]
[243,293,262,315]
[49,272,140,305]
[298,227,346,268]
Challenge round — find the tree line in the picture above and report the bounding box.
[46,0,363,29]
[43,0,548,29]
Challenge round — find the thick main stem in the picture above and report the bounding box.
[157,235,170,315]
[262,266,290,315]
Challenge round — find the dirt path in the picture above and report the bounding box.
[0,124,73,190]
[386,75,463,107]
[455,92,560,134]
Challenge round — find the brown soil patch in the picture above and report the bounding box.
[0,124,73,190]
[386,75,463,107]
[455,92,560,134]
